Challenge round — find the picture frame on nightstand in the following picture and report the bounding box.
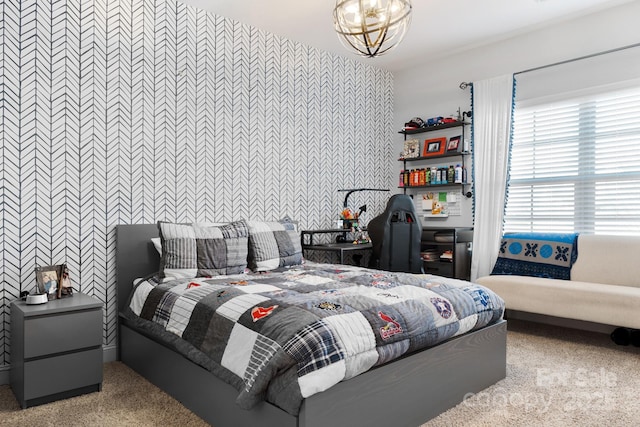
[58,263,74,298]
[35,265,60,300]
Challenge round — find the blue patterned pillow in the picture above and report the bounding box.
[491,232,579,280]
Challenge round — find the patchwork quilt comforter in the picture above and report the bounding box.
[123,261,505,415]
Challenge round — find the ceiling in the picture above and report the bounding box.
[178,0,634,73]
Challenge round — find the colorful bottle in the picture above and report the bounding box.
[412,169,420,186]
[399,170,405,187]
[448,165,455,183]
[454,164,463,183]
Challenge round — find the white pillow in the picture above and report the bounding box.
[151,237,162,255]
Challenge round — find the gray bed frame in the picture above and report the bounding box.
[116,224,507,427]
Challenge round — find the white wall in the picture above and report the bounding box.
[393,0,640,227]
[0,0,393,372]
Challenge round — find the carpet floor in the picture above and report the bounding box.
[426,320,640,427]
[1,319,638,427]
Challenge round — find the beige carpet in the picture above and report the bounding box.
[425,320,640,427]
[1,320,639,427]
[0,361,209,427]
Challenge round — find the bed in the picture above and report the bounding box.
[116,223,507,427]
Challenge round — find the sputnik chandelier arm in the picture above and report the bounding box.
[333,0,412,58]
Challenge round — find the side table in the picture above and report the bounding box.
[10,292,103,408]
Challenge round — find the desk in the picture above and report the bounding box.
[301,229,372,265]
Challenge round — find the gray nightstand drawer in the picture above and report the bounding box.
[24,309,102,358]
[23,347,103,400]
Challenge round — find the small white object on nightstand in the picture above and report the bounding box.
[25,294,48,305]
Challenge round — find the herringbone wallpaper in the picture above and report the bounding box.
[0,0,393,366]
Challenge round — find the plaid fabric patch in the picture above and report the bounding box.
[152,291,179,328]
[158,222,197,280]
[158,221,249,280]
[284,320,344,376]
[246,219,302,272]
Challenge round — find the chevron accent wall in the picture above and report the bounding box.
[0,0,393,368]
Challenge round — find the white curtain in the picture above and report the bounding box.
[470,75,515,281]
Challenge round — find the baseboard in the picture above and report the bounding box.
[0,365,9,386]
[0,346,118,386]
[103,344,118,363]
[506,309,617,334]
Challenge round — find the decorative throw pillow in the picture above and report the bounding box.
[245,218,303,272]
[151,237,162,255]
[490,232,579,280]
[157,221,249,280]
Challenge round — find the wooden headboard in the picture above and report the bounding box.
[115,224,160,313]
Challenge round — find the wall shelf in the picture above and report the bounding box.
[399,120,471,196]
[399,121,468,135]
[399,151,471,162]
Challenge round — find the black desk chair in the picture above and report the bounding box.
[368,194,423,273]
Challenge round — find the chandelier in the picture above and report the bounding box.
[333,0,412,58]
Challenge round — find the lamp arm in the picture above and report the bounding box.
[338,188,390,208]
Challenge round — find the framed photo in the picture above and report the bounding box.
[423,137,446,157]
[35,265,61,300]
[447,135,462,152]
[58,263,73,298]
[403,139,420,158]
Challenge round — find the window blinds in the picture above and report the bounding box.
[506,44,640,236]
[505,86,640,235]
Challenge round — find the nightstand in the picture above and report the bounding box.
[10,293,103,408]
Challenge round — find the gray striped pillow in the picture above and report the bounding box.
[245,219,303,272]
[158,221,249,280]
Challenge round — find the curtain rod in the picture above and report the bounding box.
[459,42,640,88]
[514,42,640,76]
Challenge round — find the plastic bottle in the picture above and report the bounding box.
[425,167,431,185]
[431,167,437,185]
[447,165,455,183]
[454,164,463,183]
[399,170,405,187]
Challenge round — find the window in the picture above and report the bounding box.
[504,86,640,236]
